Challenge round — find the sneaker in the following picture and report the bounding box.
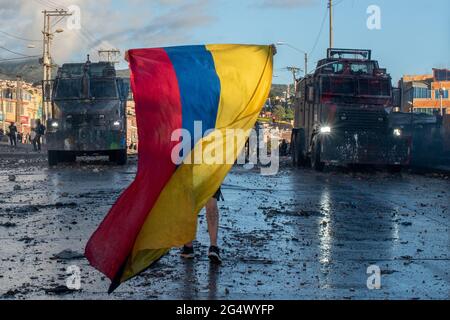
[208,246,222,264]
[180,245,195,259]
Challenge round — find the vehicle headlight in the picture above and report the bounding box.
[51,121,59,128]
[113,121,121,127]
[393,128,402,137]
[320,126,331,134]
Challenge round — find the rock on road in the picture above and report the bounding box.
[0,152,449,300]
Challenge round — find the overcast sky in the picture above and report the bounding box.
[0,0,448,84]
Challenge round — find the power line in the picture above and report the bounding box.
[0,30,41,43]
[0,46,39,58]
[309,5,328,56]
[51,15,67,28]
[33,0,59,10]
[333,0,346,6]
[36,0,103,51]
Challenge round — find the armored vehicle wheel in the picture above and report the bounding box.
[110,150,127,166]
[48,151,59,166]
[311,141,325,172]
[291,129,307,168]
[291,132,298,166]
[387,165,402,174]
[60,152,76,163]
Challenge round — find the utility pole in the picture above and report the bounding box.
[304,53,308,76]
[16,76,22,132]
[328,0,333,49]
[286,66,301,96]
[42,9,72,124]
[1,82,5,133]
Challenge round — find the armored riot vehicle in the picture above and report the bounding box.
[291,48,410,171]
[46,57,129,166]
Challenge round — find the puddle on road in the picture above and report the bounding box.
[0,157,448,299]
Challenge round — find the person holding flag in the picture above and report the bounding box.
[85,44,274,293]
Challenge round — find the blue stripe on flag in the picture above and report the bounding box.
[165,45,221,154]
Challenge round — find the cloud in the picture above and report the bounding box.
[0,0,214,64]
[257,0,318,8]
[94,0,213,49]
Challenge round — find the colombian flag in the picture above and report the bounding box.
[85,44,273,292]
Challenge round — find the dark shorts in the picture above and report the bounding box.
[213,187,224,201]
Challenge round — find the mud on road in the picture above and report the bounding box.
[0,154,449,300]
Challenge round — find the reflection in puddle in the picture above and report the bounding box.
[319,187,332,265]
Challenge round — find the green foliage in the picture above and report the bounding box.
[273,105,286,120]
[285,107,294,120]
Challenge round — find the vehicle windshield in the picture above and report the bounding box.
[322,77,391,97]
[90,79,118,99]
[326,62,376,75]
[330,62,344,74]
[350,63,374,75]
[55,79,82,99]
[54,78,118,100]
[321,77,355,95]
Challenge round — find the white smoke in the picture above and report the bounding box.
[0,0,213,66]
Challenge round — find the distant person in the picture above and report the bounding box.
[17,132,23,144]
[280,139,288,156]
[30,130,36,146]
[8,122,17,147]
[32,120,46,152]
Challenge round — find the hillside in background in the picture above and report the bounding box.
[0,59,59,85]
[270,84,288,98]
[0,61,287,93]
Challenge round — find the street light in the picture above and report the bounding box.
[276,42,308,76]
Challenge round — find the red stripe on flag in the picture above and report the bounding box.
[85,48,183,280]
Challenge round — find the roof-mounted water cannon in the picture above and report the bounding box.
[327,48,372,60]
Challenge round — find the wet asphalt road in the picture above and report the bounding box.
[0,151,449,300]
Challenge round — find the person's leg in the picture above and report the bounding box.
[206,197,222,264]
[37,136,41,151]
[181,196,221,262]
[205,198,219,247]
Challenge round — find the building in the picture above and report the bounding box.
[126,100,138,152]
[399,68,450,115]
[0,79,42,136]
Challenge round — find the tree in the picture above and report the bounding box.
[273,105,286,120]
[285,107,294,121]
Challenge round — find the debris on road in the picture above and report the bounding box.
[51,250,85,261]
[44,285,81,295]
